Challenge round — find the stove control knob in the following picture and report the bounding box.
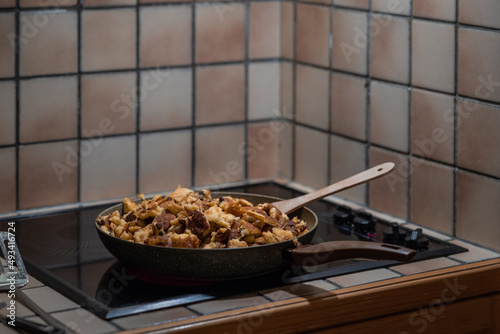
[333,205,353,225]
[353,211,374,233]
[405,228,429,250]
[383,222,407,245]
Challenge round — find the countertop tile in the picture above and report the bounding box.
[0,293,36,317]
[23,274,45,289]
[449,240,500,263]
[260,280,337,302]
[19,286,79,313]
[391,257,461,275]
[111,307,196,330]
[327,268,401,288]
[50,308,119,334]
[188,294,269,315]
[0,322,19,334]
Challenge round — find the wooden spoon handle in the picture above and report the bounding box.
[272,162,395,214]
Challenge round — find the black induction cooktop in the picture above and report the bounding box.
[0,182,467,319]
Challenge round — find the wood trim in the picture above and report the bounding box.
[120,259,500,334]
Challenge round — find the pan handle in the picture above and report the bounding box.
[284,241,416,266]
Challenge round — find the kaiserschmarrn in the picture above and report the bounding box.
[96,187,309,249]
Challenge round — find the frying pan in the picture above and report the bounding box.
[95,192,416,281]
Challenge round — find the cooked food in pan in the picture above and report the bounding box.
[96,187,309,249]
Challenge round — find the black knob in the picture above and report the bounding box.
[353,211,374,233]
[383,222,407,245]
[405,228,429,250]
[333,205,353,225]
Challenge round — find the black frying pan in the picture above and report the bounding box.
[95,192,416,281]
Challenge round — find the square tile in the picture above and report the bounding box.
[281,61,293,119]
[296,3,330,67]
[195,3,245,63]
[368,147,409,220]
[0,147,16,213]
[295,64,329,130]
[140,68,192,131]
[413,0,456,21]
[0,0,15,7]
[19,76,78,143]
[330,135,366,204]
[0,80,15,145]
[458,28,500,103]
[411,89,455,164]
[391,257,460,275]
[0,13,15,78]
[19,287,79,313]
[295,125,329,189]
[330,72,367,140]
[281,2,294,59]
[456,171,500,252]
[412,20,455,93]
[21,0,77,6]
[370,14,410,84]
[449,239,500,263]
[261,280,337,301]
[141,0,189,2]
[249,62,280,120]
[247,122,279,180]
[333,0,369,10]
[457,100,500,178]
[84,0,136,5]
[331,9,368,75]
[328,268,401,288]
[81,8,136,72]
[278,122,293,180]
[195,64,244,126]
[0,293,35,317]
[19,141,78,209]
[249,1,280,59]
[372,0,411,15]
[140,5,191,67]
[459,0,500,30]
[370,81,409,152]
[188,294,269,315]
[81,72,137,137]
[112,307,196,330]
[50,308,119,334]
[139,130,192,194]
[195,125,245,187]
[410,158,454,235]
[80,135,136,202]
[20,11,77,76]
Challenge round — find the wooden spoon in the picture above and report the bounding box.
[272,162,395,214]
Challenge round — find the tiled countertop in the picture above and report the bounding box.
[1,236,499,334]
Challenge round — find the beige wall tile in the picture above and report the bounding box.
[139,130,192,194]
[248,62,280,120]
[0,0,15,7]
[195,64,244,126]
[195,3,244,63]
[331,72,367,140]
[458,28,500,103]
[281,61,293,120]
[281,2,294,59]
[0,81,15,146]
[249,1,280,59]
[80,135,136,202]
[412,20,455,93]
[459,0,500,30]
[278,121,293,180]
[295,125,328,189]
[247,122,279,180]
[296,3,330,67]
[21,0,77,6]
[410,158,454,235]
[333,0,369,10]
[195,125,245,187]
[372,0,411,15]
[140,5,191,67]
[457,100,500,178]
[296,64,329,130]
[0,147,16,213]
[370,14,410,84]
[0,13,14,78]
[456,170,500,252]
[140,68,192,131]
[84,0,136,5]
[369,146,408,220]
[19,141,78,209]
[330,135,366,204]
[20,12,77,76]
[140,0,189,3]
[81,9,136,72]
[20,76,78,143]
[81,72,137,137]
[413,0,456,21]
[370,81,409,152]
[411,88,454,164]
[331,9,368,75]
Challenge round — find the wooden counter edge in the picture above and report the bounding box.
[119,258,500,334]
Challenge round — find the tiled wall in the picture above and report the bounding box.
[0,0,499,252]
